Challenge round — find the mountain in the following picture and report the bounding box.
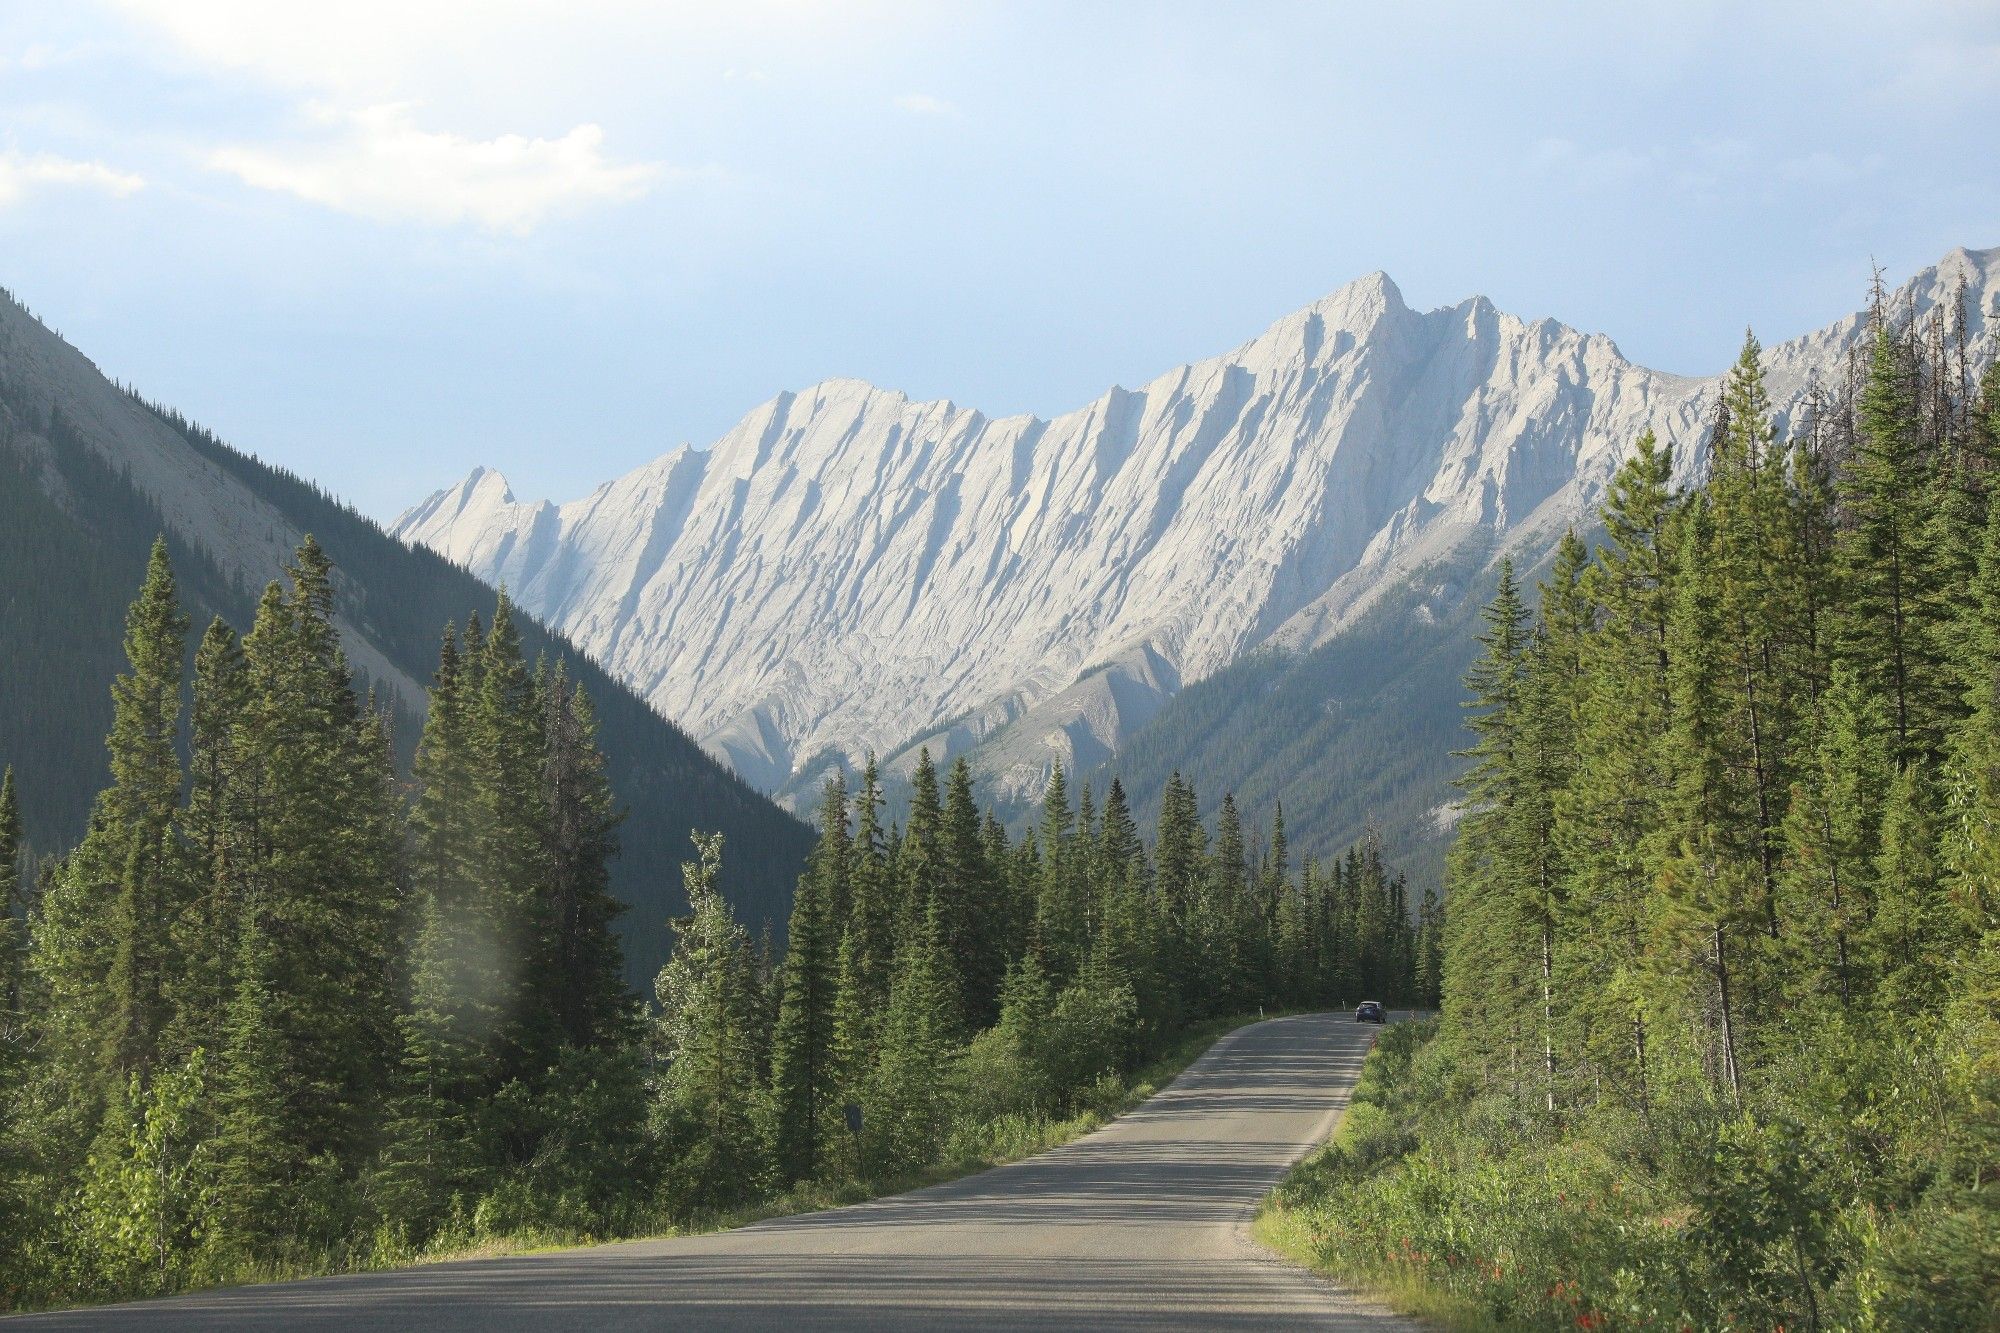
[0,286,814,985]
[395,247,2000,874]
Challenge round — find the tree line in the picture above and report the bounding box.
[0,535,1427,1310]
[1430,294,2000,1323]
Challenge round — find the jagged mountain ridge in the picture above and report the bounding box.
[0,287,814,984]
[396,248,2000,813]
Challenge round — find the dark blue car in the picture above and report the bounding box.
[1355,1001,1385,1023]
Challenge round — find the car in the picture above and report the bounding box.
[1355,1001,1386,1023]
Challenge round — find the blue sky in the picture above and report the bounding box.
[2,1,1996,519]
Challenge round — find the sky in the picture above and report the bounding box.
[1,1,1996,520]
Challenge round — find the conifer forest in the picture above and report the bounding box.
[1263,308,2000,1326]
[0,536,1428,1308]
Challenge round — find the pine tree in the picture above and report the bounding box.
[1557,432,1678,1114]
[377,900,489,1239]
[471,594,555,1078]
[229,540,400,1172]
[0,767,21,1015]
[1658,499,1758,1101]
[1033,763,1086,983]
[899,750,945,937]
[207,914,301,1259]
[25,537,191,1167]
[842,757,894,1025]
[1153,773,1205,1019]
[1443,559,1533,1085]
[769,776,844,1183]
[941,758,1003,1029]
[98,538,190,1085]
[539,667,628,1051]
[1941,496,2000,945]
[168,618,248,1056]
[863,895,961,1176]
[1207,794,1254,1014]
[1870,763,1954,1008]
[1707,333,1804,934]
[1777,666,1888,1009]
[651,834,769,1211]
[411,625,477,919]
[1838,326,1952,766]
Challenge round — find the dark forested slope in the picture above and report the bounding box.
[0,288,810,982]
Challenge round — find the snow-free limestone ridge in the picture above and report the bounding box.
[395,248,2000,811]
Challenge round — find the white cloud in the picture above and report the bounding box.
[206,103,659,233]
[0,151,144,207]
[893,92,955,117]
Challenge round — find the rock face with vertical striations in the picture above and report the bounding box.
[395,248,1999,823]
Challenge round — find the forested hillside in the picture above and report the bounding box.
[1091,567,1495,898]
[1265,299,2000,1327]
[0,538,1427,1309]
[0,288,812,983]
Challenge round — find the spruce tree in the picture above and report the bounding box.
[1658,499,1758,1101]
[842,757,894,1024]
[863,895,960,1176]
[1777,666,1888,1009]
[377,900,489,1239]
[169,618,248,1056]
[208,915,301,1260]
[230,540,399,1171]
[98,538,190,1085]
[1558,433,1678,1112]
[0,767,20,1015]
[471,594,555,1079]
[1838,326,1952,766]
[769,776,845,1183]
[899,750,945,937]
[539,667,628,1050]
[1032,763,1086,983]
[651,834,769,1211]
[941,758,1002,1029]
[1443,559,1532,1084]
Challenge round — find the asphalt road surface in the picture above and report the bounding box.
[14,1011,1413,1331]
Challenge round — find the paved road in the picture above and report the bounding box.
[15,1012,1412,1331]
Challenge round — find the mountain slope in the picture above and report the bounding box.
[396,247,1999,869]
[0,287,813,984]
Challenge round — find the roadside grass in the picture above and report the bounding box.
[1250,1014,1506,1332]
[1255,1191,1503,1332]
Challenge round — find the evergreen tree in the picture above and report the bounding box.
[898,749,945,937]
[97,537,190,1085]
[1777,667,1888,1009]
[1558,432,1678,1112]
[941,758,1003,1029]
[0,768,20,1015]
[842,756,894,1026]
[1443,559,1532,1085]
[539,667,628,1051]
[864,895,961,1176]
[168,618,248,1057]
[470,594,555,1079]
[376,901,488,1239]
[207,915,301,1259]
[651,834,769,1211]
[229,540,400,1173]
[1838,326,1953,766]
[1658,498,1759,1101]
[769,776,845,1183]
